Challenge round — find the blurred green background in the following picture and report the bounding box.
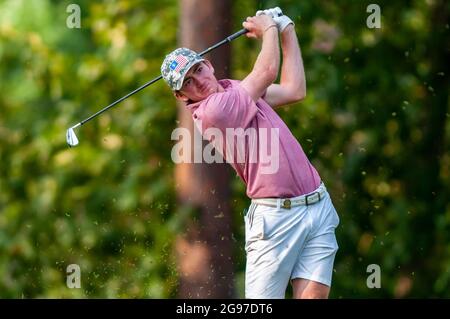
[0,0,449,298]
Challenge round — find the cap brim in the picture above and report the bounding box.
[174,57,205,91]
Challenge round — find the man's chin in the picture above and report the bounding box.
[198,89,215,101]
[190,86,218,102]
[190,95,208,103]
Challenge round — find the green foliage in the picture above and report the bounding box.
[0,0,449,298]
[0,0,179,298]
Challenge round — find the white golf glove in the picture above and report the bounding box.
[256,7,294,33]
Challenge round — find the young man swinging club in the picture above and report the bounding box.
[161,7,340,299]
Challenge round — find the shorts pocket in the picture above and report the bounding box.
[244,203,257,228]
[331,206,340,227]
[245,205,265,252]
[324,193,340,228]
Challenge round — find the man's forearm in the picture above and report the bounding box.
[253,26,280,78]
[279,25,306,98]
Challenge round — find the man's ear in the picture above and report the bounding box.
[173,90,189,102]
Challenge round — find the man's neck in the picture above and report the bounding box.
[217,80,225,93]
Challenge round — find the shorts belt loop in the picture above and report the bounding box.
[276,199,281,210]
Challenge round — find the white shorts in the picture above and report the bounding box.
[244,183,340,299]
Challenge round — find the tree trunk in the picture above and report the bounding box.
[175,0,235,298]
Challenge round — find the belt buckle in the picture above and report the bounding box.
[305,192,321,206]
[281,199,291,209]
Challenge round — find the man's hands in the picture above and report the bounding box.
[256,6,294,33]
[242,15,277,39]
[242,7,294,39]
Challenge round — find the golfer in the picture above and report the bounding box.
[161,8,340,299]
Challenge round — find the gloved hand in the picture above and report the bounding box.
[256,7,294,33]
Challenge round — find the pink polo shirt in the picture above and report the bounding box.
[186,79,321,199]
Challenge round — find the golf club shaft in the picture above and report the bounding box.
[199,28,248,56]
[75,28,248,127]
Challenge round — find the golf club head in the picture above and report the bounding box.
[66,126,79,147]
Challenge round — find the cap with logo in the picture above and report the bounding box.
[161,47,205,91]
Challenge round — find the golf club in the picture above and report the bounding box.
[66,28,249,147]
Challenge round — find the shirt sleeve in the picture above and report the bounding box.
[194,83,259,132]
